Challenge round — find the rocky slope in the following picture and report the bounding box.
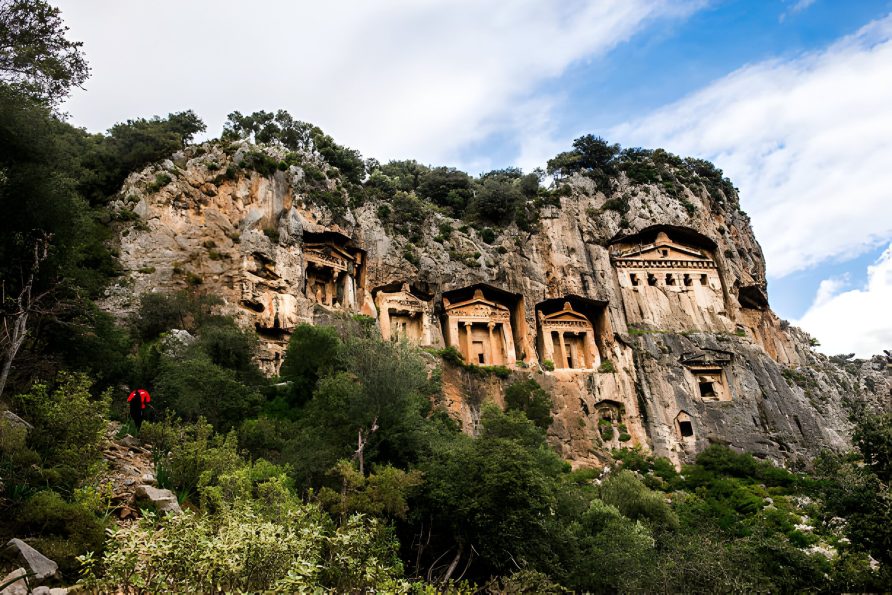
[101,140,891,467]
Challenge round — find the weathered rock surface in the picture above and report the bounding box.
[0,411,32,431]
[101,141,891,467]
[0,568,27,595]
[3,539,59,583]
[134,485,182,515]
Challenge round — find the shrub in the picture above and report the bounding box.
[598,360,616,373]
[146,172,172,193]
[195,318,261,379]
[154,353,263,430]
[542,359,555,371]
[480,227,496,243]
[504,379,553,430]
[490,365,511,379]
[438,345,466,367]
[280,324,342,406]
[80,505,405,593]
[602,195,629,214]
[132,291,222,341]
[241,150,279,176]
[18,490,108,577]
[143,418,243,500]
[403,246,420,266]
[599,470,678,530]
[12,372,110,491]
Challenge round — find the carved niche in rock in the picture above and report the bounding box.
[442,285,518,366]
[303,231,366,310]
[680,349,733,402]
[374,283,436,346]
[594,400,630,446]
[675,410,695,441]
[536,297,609,370]
[610,226,727,330]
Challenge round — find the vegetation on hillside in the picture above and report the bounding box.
[0,1,889,591]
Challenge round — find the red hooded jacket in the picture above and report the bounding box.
[127,389,151,409]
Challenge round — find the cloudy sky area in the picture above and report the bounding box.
[57,0,892,357]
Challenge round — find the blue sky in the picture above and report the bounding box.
[58,0,892,356]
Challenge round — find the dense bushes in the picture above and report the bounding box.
[4,306,889,590]
[503,378,553,430]
[80,506,405,593]
[9,372,110,493]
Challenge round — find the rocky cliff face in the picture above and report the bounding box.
[102,140,890,467]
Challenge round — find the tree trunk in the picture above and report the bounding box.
[0,235,51,401]
[442,541,464,583]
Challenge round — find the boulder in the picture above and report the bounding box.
[0,568,27,595]
[3,539,59,583]
[160,329,196,356]
[1,411,32,431]
[31,587,68,595]
[135,484,182,515]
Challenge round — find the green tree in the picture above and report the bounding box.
[415,407,566,582]
[11,371,110,491]
[79,110,206,204]
[503,379,553,430]
[471,175,524,225]
[0,0,89,103]
[417,166,473,216]
[279,323,342,406]
[154,352,262,430]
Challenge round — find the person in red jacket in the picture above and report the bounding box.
[127,388,151,431]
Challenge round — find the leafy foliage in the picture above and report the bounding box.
[0,0,89,103]
[10,372,110,492]
[503,378,553,430]
[80,506,405,593]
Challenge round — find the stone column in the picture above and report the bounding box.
[542,327,555,363]
[463,321,474,364]
[421,308,433,346]
[503,323,517,364]
[487,322,499,365]
[344,274,356,309]
[556,331,568,369]
[583,330,599,369]
[378,300,392,341]
[324,273,334,306]
[448,318,460,351]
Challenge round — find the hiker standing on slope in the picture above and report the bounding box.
[127,388,151,431]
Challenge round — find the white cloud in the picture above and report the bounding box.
[56,0,697,169]
[610,15,892,278]
[796,243,892,357]
[780,0,817,22]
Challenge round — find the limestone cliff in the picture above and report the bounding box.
[102,140,891,467]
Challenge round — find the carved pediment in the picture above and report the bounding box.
[447,301,511,322]
[680,349,733,368]
[304,242,355,272]
[612,232,715,269]
[379,291,428,313]
[540,302,593,331]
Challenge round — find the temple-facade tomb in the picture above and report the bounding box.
[610,226,729,331]
[612,229,721,292]
[536,298,607,370]
[680,349,733,402]
[302,231,365,310]
[442,285,519,366]
[374,283,436,346]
